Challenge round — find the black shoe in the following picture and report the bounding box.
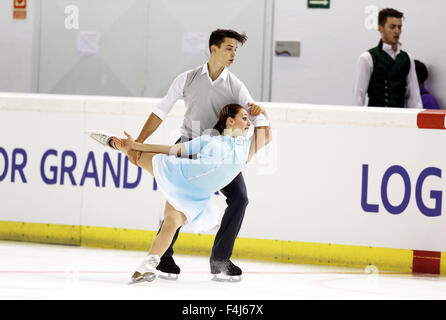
[157,256,180,274]
[210,259,242,276]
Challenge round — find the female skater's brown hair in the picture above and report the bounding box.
[212,104,244,134]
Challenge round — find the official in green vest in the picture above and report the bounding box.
[353,8,422,108]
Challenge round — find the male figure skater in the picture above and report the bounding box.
[353,8,422,108]
[133,29,268,281]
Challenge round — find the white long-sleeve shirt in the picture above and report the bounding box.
[353,42,422,108]
[153,64,268,138]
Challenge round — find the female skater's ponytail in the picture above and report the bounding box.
[213,104,244,135]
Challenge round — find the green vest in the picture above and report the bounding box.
[367,40,410,108]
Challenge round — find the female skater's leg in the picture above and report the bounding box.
[113,137,156,176]
[149,203,187,257]
[111,140,186,281]
[132,203,186,282]
[129,150,155,176]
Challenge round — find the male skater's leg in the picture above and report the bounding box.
[210,173,248,275]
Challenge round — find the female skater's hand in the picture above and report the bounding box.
[112,131,134,153]
[248,102,266,116]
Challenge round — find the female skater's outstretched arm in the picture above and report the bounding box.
[112,131,187,157]
[111,131,188,171]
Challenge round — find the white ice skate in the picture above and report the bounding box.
[85,130,115,149]
[129,254,161,284]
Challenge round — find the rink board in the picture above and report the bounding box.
[1,220,445,274]
[1,93,446,274]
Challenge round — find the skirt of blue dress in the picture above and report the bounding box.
[152,153,219,233]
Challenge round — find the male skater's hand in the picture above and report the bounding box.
[248,102,266,116]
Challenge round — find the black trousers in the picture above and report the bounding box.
[157,136,249,262]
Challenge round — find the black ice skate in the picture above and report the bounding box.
[156,256,180,281]
[210,259,242,282]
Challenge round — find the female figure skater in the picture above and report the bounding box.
[110,103,271,283]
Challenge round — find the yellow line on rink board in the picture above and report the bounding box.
[80,225,157,250]
[0,220,436,274]
[0,220,80,245]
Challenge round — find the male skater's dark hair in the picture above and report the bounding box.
[378,8,404,27]
[209,29,247,51]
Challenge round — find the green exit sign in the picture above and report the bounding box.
[308,0,330,9]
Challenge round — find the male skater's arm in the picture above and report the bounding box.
[129,72,188,162]
[135,72,188,143]
[135,113,163,144]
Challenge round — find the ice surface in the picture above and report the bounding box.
[1,241,446,300]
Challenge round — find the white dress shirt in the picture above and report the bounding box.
[153,64,269,129]
[353,42,422,108]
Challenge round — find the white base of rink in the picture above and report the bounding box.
[1,241,446,300]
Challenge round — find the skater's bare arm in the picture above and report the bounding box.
[247,105,271,163]
[135,113,163,143]
[132,142,187,157]
[136,72,187,143]
[113,131,187,157]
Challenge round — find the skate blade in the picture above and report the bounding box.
[128,272,157,284]
[158,273,179,281]
[211,274,242,283]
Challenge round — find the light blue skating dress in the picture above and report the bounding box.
[152,134,253,233]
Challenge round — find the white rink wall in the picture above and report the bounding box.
[1,93,446,252]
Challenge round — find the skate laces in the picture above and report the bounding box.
[141,254,161,269]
